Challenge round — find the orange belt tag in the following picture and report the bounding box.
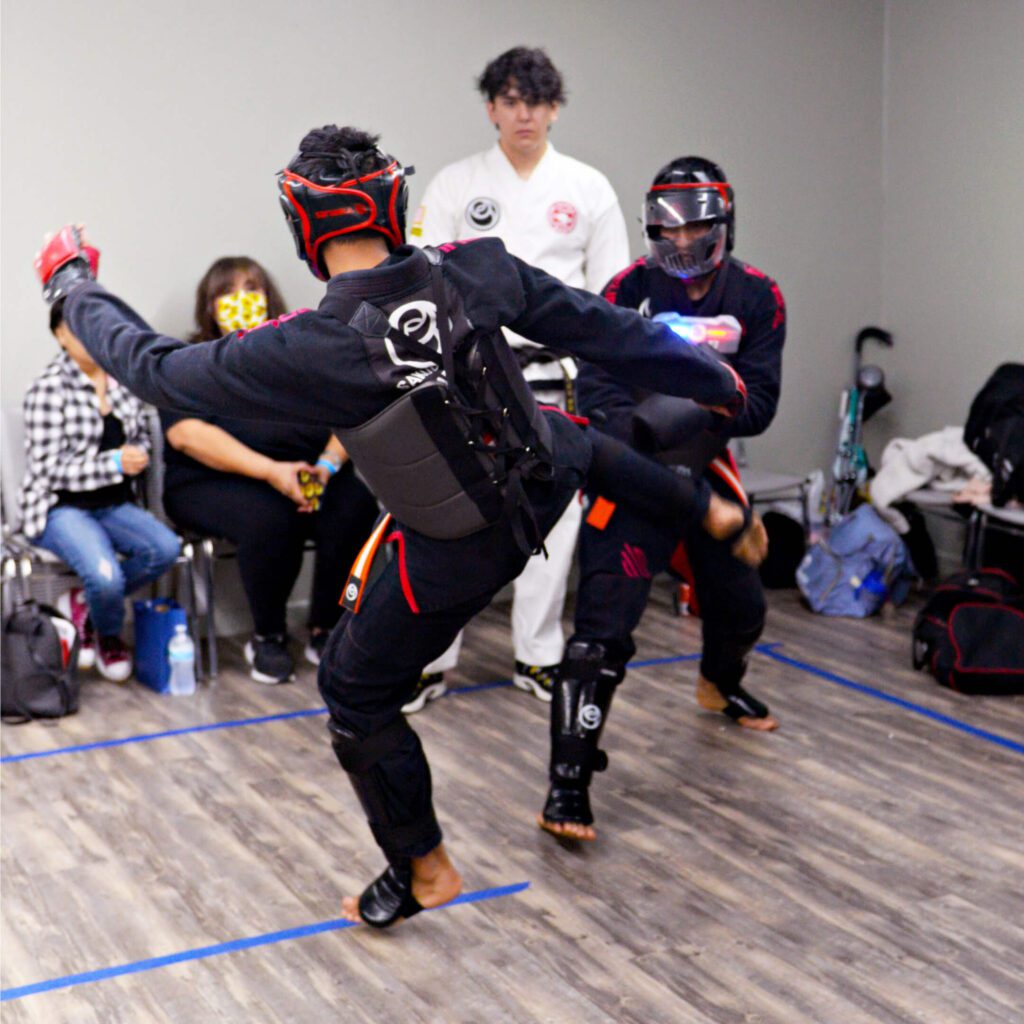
[341,514,392,614]
[586,496,616,530]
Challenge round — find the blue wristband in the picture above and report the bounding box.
[316,457,339,476]
[110,449,124,474]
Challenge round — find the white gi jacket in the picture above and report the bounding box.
[412,142,629,298]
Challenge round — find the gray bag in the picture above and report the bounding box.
[1,600,81,721]
[796,504,915,617]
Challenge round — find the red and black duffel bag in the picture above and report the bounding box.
[912,568,1024,694]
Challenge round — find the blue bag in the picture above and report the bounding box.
[796,504,915,617]
[133,598,188,692]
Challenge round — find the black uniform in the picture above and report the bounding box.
[64,239,741,870]
[160,408,378,637]
[574,254,786,687]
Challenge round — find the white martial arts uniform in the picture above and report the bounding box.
[414,142,629,671]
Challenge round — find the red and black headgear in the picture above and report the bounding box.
[643,156,735,280]
[277,136,413,281]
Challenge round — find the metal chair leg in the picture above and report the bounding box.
[201,538,219,678]
[965,507,984,570]
[179,542,205,682]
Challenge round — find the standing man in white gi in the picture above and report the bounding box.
[404,46,629,711]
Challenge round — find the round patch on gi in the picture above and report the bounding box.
[547,201,578,234]
[578,703,602,730]
[345,583,359,602]
[465,197,500,231]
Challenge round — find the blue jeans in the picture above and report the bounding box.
[37,503,181,637]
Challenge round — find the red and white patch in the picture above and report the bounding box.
[547,201,578,234]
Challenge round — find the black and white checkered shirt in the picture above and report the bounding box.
[18,351,152,539]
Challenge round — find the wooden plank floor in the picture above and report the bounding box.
[2,588,1023,1023]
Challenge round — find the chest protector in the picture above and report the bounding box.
[335,251,554,552]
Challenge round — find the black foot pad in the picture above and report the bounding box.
[357,865,424,929]
[541,785,594,827]
[721,685,771,722]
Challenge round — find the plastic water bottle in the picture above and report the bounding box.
[167,624,196,696]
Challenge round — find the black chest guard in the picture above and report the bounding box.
[335,249,554,552]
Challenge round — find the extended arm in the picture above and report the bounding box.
[506,257,744,410]
[63,283,343,428]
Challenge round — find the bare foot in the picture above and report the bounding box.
[731,513,768,567]
[536,814,596,841]
[702,493,745,540]
[341,843,463,925]
[735,713,779,731]
[696,674,779,731]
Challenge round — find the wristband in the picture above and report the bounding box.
[110,449,124,474]
[316,457,339,476]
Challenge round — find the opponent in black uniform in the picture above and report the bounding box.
[540,157,785,841]
[35,130,755,928]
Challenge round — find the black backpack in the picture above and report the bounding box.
[912,568,1024,694]
[1,600,81,721]
[964,363,1024,506]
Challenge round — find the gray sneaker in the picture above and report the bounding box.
[512,661,558,702]
[401,672,447,714]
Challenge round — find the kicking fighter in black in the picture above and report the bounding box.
[35,128,756,929]
[540,157,785,842]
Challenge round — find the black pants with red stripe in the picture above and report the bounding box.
[572,464,766,689]
[312,428,715,868]
[317,560,497,863]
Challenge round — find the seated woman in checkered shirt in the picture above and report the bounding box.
[17,300,181,681]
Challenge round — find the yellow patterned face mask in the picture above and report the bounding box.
[215,290,268,333]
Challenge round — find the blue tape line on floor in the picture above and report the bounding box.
[0,707,329,764]
[757,643,1024,756]
[2,654,702,763]
[0,881,530,1003]
[446,652,700,696]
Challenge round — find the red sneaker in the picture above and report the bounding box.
[96,635,132,682]
[57,587,95,670]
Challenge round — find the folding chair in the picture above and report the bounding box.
[1,407,207,678]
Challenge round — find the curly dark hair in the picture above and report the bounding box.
[190,256,287,343]
[288,125,388,183]
[476,47,566,105]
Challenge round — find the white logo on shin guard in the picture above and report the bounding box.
[578,703,602,730]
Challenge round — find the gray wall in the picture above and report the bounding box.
[3,0,885,481]
[875,0,1024,462]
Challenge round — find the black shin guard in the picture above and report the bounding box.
[328,716,440,866]
[542,640,625,826]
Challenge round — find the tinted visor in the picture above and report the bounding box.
[644,186,729,230]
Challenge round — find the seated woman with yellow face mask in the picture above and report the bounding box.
[159,257,379,683]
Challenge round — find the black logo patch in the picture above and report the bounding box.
[465,197,500,231]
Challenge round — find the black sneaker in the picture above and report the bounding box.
[512,661,558,702]
[304,629,331,666]
[401,672,447,714]
[244,633,295,684]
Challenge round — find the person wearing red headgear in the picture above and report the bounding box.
[538,156,786,842]
[35,127,756,929]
